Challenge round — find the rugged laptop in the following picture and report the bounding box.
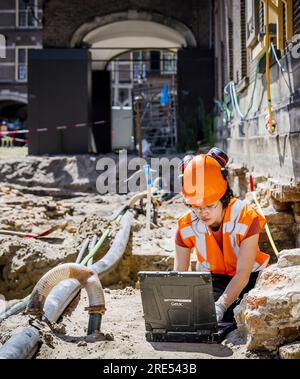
[138,271,235,343]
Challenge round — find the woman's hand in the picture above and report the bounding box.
[215,302,227,322]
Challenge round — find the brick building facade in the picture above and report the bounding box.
[0,0,42,120]
[28,0,215,154]
[214,0,300,249]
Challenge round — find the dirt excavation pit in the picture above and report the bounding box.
[0,287,263,359]
[0,160,297,359]
[0,182,182,298]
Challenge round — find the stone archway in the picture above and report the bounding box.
[0,97,27,121]
[68,11,198,153]
[70,10,197,49]
[70,11,197,70]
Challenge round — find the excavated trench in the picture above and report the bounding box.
[0,186,178,301]
[0,155,299,359]
[0,155,298,302]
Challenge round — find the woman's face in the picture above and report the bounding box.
[189,200,224,226]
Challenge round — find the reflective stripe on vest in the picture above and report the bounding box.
[191,219,210,262]
[196,260,211,272]
[180,226,194,239]
[223,199,248,258]
[252,256,270,272]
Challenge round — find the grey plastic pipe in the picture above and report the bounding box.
[75,237,90,263]
[0,298,29,323]
[87,235,98,267]
[0,327,39,359]
[0,238,91,324]
[26,263,105,318]
[0,210,133,359]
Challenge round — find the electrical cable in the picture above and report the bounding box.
[270,42,293,93]
[270,42,300,74]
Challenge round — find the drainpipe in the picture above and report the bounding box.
[265,0,274,134]
[208,0,213,49]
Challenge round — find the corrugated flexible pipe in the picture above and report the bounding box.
[0,237,91,323]
[26,263,105,318]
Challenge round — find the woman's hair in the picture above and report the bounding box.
[220,185,234,208]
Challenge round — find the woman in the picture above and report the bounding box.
[174,148,270,323]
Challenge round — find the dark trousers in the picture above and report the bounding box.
[212,271,260,323]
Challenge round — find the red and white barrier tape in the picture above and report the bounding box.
[0,120,106,136]
[11,137,28,143]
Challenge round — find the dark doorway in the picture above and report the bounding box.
[92,70,112,153]
[177,48,214,149]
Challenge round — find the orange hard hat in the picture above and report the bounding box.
[182,154,227,206]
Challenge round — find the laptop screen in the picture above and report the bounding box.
[138,271,218,333]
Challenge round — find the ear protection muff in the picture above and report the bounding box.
[207,147,229,181]
[221,167,228,179]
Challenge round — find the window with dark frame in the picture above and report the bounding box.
[162,52,177,74]
[17,0,38,28]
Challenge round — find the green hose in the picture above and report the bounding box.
[81,229,110,266]
[223,60,259,121]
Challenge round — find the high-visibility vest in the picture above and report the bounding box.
[177,198,270,276]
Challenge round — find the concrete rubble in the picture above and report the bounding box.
[234,248,300,352]
[279,342,300,359]
[229,165,299,262]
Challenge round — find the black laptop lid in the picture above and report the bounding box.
[138,271,218,333]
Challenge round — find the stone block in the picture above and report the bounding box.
[279,342,300,359]
[270,198,292,212]
[269,181,300,203]
[293,202,300,213]
[262,206,295,224]
[234,249,300,351]
[295,214,300,224]
[277,249,300,268]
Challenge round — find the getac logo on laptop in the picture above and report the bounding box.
[164,298,192,307]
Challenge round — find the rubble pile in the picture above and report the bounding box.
[229,166,298,260]
[234,249,300,353]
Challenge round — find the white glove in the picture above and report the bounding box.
[215,302,227,322]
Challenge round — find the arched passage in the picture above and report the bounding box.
[83,20,188,70]
[70,11,197,48]
[28,9,214,155]
[0,97,27,146]
[70,15,197,153]
[0,99,27,121]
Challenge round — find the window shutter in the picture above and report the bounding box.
[293,0,300,35]
[228,18,233,81]
[259,1,265,35]
[241,0,247,78]
[246,0,259,47]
